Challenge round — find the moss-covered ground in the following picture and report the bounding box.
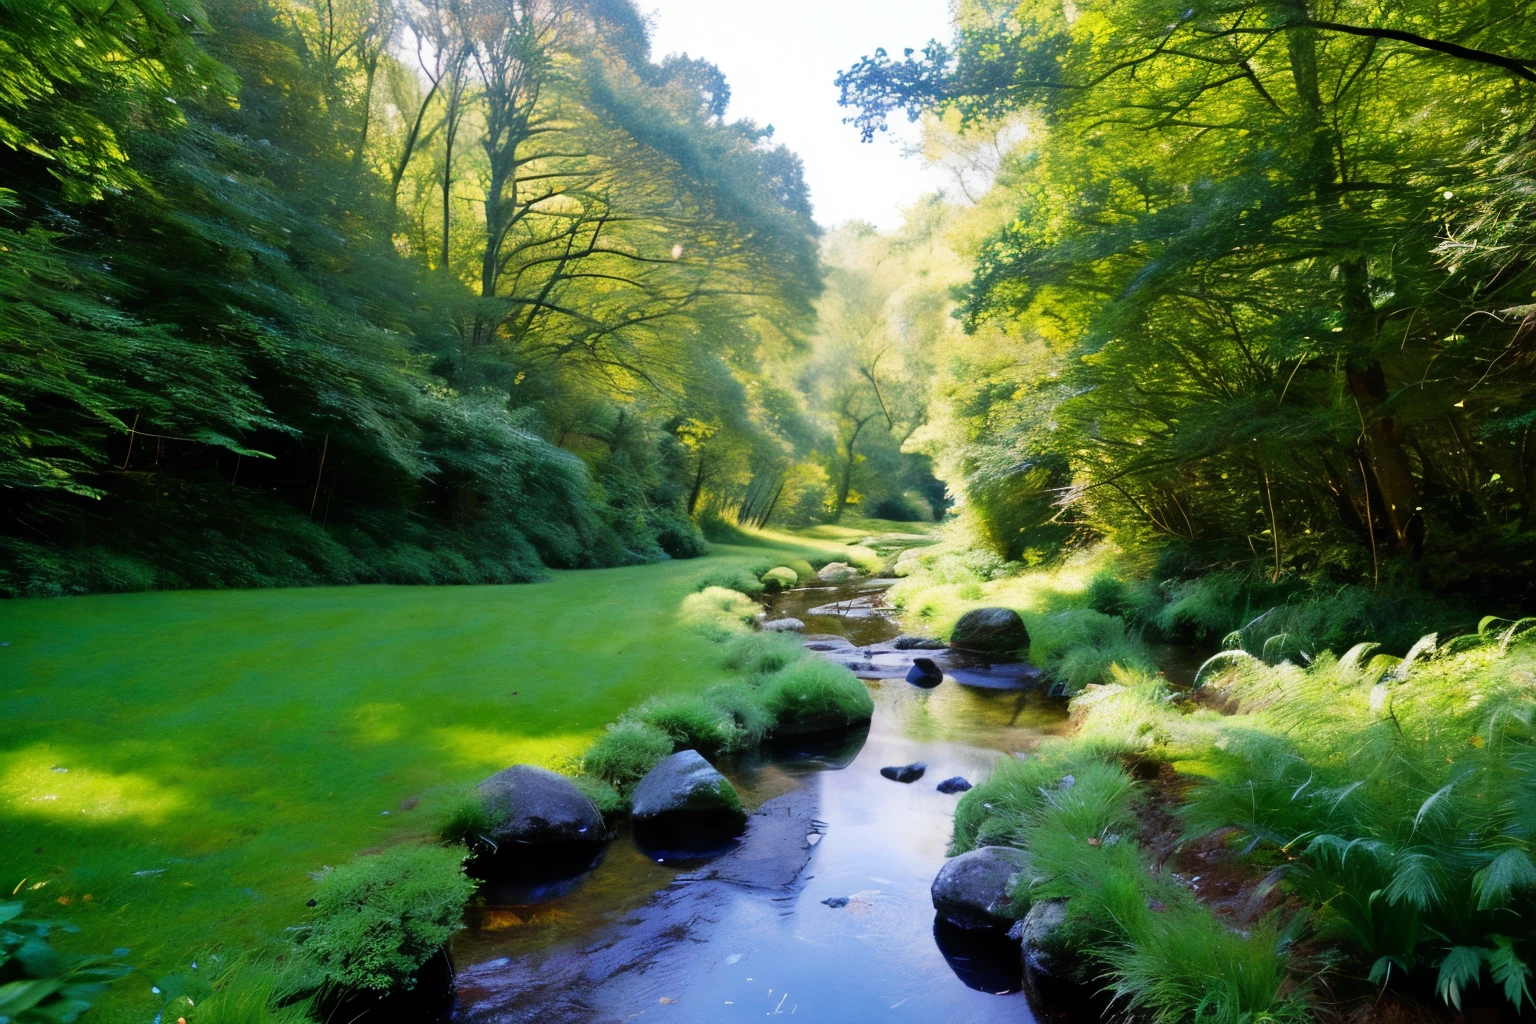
[0,539,842,1022]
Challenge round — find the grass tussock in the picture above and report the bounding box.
[579,720,675,793]
[679,585,762,639]
[434,787,505,847]
[760,657,875,728]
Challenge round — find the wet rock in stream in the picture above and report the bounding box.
[950,608,1031,658]
[894,634,947,650]
[761,616,805,632]
[472,765,605,874]
[631,751,747,859]
[932,846,1033,930]
[936,776,973,794]
[880,761,927,783]
[906,656,944,687]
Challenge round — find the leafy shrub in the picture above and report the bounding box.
[301,845,476,994]
[679,586,761,639]
[0,902,129,1022]
[581,720,674,792]
[760,659,873,728]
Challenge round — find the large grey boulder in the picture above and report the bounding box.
[931,846,1032,929]
[1013,898,1071,978]
[631,750,744,821]
[476,764,604,848]
[817,561,856,582]
[950,608,1030,658]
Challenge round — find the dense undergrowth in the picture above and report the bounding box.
[953,606,1536,1022]
[891,538,1477,693]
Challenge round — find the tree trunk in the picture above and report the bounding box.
[686,461,705,515]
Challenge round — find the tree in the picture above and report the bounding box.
[836,0,1536,582]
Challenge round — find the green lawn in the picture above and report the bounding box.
[0,543,817,1022]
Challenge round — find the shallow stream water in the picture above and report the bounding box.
[450,580,1073,1023]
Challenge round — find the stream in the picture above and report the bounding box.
[449,579,1074,1023]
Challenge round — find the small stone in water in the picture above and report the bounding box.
[880,762,927,783]
[936,776,972,794]
[822,896,849,908]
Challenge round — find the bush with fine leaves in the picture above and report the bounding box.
[300,845,476,993]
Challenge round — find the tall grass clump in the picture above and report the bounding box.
[722,630,807,677]
[680,585,761,639]
[694,566,767,596]
[629,693,742,755]
[435,786,504,847]
[299,845,476,995]
[759,658,874,729]
[1029,609,1159,693]
[579,720,675,793]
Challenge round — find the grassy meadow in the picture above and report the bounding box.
[0,535,874,1022]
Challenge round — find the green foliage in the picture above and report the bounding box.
[300,845,476,994]
[760,566,799,592]
[0,0,815,594]
[580,720,675,793]
[781,558,817,584]
[0,902,129,1023]
[157,959,313,1024]
[629,693,740,756]
[679,586,761,639]
[837,0,1536,595]
[721,631,807,678]
[435,789,502,848]
[694,567,767,596]
[759,658,874,728]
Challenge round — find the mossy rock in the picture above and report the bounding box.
[761,566,799,593]
[950,607,1030,657]
[631,750,744,820]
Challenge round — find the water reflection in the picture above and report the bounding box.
[933,917,1025,994]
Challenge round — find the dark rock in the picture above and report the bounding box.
[1014,898,1071,978]
[631,751,747,862]
[880,761,927,783]
[950,607,1030,657]
[893,634,947,650]
[905,657,944,687]
[931,846,1033,929]
[631,750,744,820]
[476,764,604,849]
[821,896,849,908]
[936,776,972,794]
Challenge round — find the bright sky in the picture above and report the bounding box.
[645,0,954,229]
